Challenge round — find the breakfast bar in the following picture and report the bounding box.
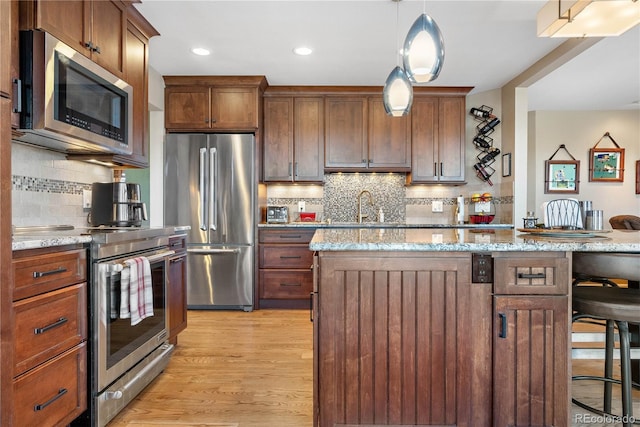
[309,228,640,427]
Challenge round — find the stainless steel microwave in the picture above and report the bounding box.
[16,31,133,155]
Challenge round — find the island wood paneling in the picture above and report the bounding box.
[316,253,492,427]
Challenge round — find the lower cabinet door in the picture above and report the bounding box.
[493,296,569,427]
[13,343,87,427]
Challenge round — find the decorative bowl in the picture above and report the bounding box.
[469,214,495,224]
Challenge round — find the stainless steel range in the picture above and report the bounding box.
[74,227,176,427]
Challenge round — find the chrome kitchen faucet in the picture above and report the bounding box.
[357,190,374,223]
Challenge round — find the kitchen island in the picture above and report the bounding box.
[309,228,640,427]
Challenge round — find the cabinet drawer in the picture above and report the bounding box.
[259,246,314,269]
[14,283,87,377]
[494,253,569,295]
[169,234,187,251]
[260,270,313,299]
[13,343,87,427]
[259,229,315,244]
[13,249,87,301]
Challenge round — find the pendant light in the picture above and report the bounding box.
[402,1,445,83]
[383,0,413,117]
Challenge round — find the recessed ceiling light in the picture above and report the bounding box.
[293,46,313,56]
[191,47,211,56]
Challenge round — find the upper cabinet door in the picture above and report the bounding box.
[410,96,466,184]
[22,0,126,78]
[293,97,324,182]
[367,97,411,171]
[263,97,294,182]
[165,86,211,130]
[89,0,126,77]
[324,97,368,170]
[26,0,88,54]
[410,97,439,182]
[210,87,259,130]
[437,97,465,182]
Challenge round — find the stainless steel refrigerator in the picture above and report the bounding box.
[164,134,254,311]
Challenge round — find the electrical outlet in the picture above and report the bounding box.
[82,189,92,209]
[432,200,443,212]
[298,201,306,212]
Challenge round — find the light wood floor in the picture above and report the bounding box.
[107,310,314,427]
[108,309,639,427]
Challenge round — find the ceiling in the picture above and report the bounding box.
[134,0,640,111]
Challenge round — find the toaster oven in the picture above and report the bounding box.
[267,206,289,223]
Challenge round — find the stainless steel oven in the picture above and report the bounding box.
[80,228,176,427]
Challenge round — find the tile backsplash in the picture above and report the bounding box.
[11,142,112,227]
[267,173,513,224]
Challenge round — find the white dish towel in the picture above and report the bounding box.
[119,256,154,325]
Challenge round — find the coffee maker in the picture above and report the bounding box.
[90,182,148,227]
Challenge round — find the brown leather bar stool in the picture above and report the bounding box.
[572,286,640,426]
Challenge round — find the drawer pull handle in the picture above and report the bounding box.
[280,256,302,259]
[279,235,302,239]
[517,272,546,279]
[33,267,67,278]
[170,257,186,264]
[34,388,67,411]
[280,283,301,287]
[34,317,68,335]
[498,313,507,338]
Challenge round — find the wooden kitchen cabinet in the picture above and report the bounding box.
[11,245,88,426]
[324,96,410,171]
[258,228,315,309]
[263,96,324,182]
[167,234,187,344]
[314,251,492,426]
[492,252,570,427]
[409,95,467,183]
[20,0,127,78]
[164,75,268,132]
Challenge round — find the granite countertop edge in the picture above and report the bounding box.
[259,222,515,229]
[309,229,640,253]
[12,225,191,251]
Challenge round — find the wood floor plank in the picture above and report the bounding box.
[107,310,313,427]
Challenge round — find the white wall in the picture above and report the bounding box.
[529,110,640,226]
[148,66,166,227]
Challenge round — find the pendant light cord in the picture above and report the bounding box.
[395,0,400,67]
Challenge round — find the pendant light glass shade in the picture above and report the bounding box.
[402,13,445,83]
[383,66,413,117]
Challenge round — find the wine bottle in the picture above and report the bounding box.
[470,106,492,119]
[477,117,501,135]
[474,163,493,186]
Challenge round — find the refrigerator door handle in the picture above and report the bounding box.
[187,248,241,254]
[209,147,218,231]
[199,147,207,231]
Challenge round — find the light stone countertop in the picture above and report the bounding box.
[259,222,514,229]
[12,225,191,251]
[12,230,93,251]
[309,228,640,252]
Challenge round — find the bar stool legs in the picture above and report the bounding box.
[573,318,640,427]
[619,321,634,425]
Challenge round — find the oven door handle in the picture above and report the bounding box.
[187,248,241,255]
[145,251,175,263]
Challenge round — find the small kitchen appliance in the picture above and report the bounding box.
[267,206,289,223]
[17,31,133,155]
[90,182,148,227]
